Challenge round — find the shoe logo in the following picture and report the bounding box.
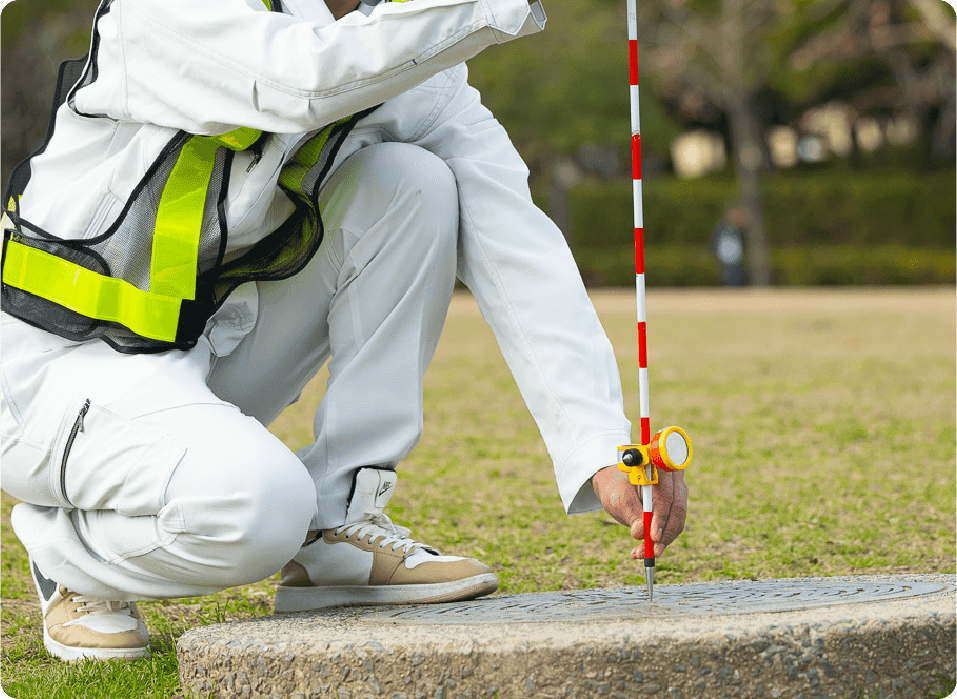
[33,562,57,602]
[377,482,393,498]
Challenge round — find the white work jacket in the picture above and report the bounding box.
[13,0,632,514]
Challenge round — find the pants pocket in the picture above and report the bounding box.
[59,400,186,516]
[2,387,185,516]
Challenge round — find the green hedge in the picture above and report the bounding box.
[566,169,956,286]
[573,245,956,287]
[571,169,957,248]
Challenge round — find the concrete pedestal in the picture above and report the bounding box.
[177,574,955,699]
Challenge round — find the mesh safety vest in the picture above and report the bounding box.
[1,0,372,354]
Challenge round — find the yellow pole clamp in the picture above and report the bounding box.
[617,426,693,486]
[617,444,657,486]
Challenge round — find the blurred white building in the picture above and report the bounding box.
[671,130,726,178]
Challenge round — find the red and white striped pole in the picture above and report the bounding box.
[626,0,656,600]
[619,0,692,602]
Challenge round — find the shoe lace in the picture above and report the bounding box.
[69,594,134,617]
[335,512,439,556]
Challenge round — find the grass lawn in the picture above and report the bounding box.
[2,287,955,698]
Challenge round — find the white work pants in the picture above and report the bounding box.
[1,143,459,601]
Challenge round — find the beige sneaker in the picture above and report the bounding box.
[275,469,498,613]
[31,561,150,661]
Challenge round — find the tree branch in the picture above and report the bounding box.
[908,0,957,51]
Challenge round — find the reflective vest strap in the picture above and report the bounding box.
[151,136,221,300]
[212,127,262,151]
[279,116,352,195]
[2,241,182,342]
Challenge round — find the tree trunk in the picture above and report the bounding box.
[544,155,575,250]
[729,100,772,287]
[932,46,957,161]
[719,0,772,287]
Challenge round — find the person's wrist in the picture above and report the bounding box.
[591,464,621,498]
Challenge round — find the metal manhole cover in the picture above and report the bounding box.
[361,578,953,624]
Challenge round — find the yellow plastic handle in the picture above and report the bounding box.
[617,444,658,486]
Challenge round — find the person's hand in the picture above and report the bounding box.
[591,464,688,559]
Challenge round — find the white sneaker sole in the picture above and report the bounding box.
[42,627,150,662]
[274,573,499,613]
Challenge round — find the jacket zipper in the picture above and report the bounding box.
[246,149,263,172]
[60,399,90,508]
[246,132,270,172]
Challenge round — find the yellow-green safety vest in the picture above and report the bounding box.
[3,117,357,347]
[0,0,373,353]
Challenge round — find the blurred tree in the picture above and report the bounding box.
[466,0,684,244]
[466,0,683,169]
[2,0,951,258]
[631,0,783,286]
[618,0,954,285]
[1,0,93,190]
[910,0,956,49]
[785,0,955,164]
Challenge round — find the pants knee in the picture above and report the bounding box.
[328,142,459,263]
[163,451,316,587]
[232,463,316,576]
[381,143,458,277]
[381,142,458,209]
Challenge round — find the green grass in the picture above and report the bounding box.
[3,288,955,697]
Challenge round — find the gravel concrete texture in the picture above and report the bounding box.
[177,574,955,699]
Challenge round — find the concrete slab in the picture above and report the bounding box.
[177,575,955,699]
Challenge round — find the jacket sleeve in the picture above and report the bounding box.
[408,68,633,514]
[73,0,544,134]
